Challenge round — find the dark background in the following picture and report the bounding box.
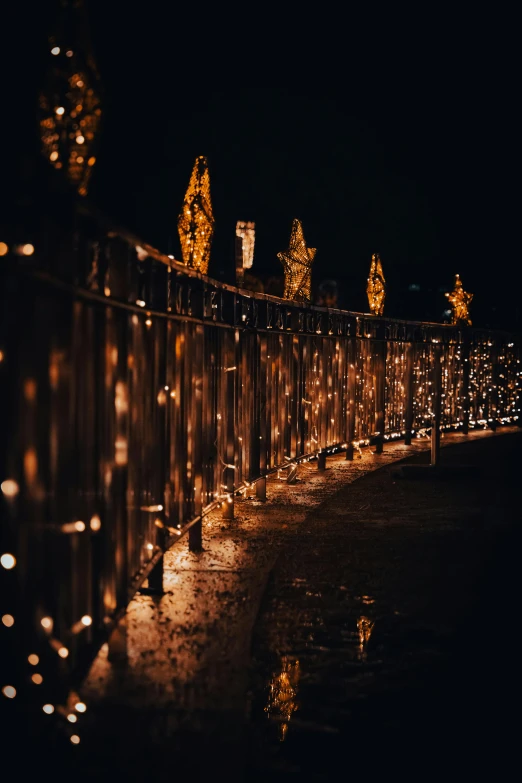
[2,1,519,328]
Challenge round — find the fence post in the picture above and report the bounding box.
[404,342,415,445]
[189,323,204,550]
[108,615,128,665]
[461,335,471,434]
[256,332,267,502]
[488,339,498,431]
[345,337,357,460]
[223,329,237,520]
[431,344,442,466]
[147,552,164,593]
[374,340,386,454]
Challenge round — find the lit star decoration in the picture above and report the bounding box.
[445,274,473,326]
[177,156,214,274]
[38,1,101,196]
[277,219,316,302]
[366,253,386,316]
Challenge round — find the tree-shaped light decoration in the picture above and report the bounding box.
[445,274,473,326]
[366,253,386,315]
[38,0,102,197]
[277,219,316,302]
[177,156,214,274]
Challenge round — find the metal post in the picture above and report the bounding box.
[256,477,266,501]
[317,451,327,471]
[345,337,357,460]
[374,341,386,454]
[461,335,471,435]
[404,342,415,445]
[431,345,442,466]
[223,329,236,520]
[147,554,164,593]
[256,334,267,501]
[488,340,498,431]
[287,464,298,483]
[189,323,204,551]
[108,615,128,665]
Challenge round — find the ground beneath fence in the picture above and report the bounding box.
[13,427,521,781]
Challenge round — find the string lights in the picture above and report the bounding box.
[445,274,473,326]
[277,219,316,302]
[38,0,101,196]
[177,156,214,273]
[366,253,386,316]
[3,141,521,760]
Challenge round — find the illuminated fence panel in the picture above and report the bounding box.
[469,335,495,427]
[1,214,520,714]
[385,341,407,436]
[497,341,521,423]
[354,338,377,441]
[440,343,465,429]
[412,343,434,433]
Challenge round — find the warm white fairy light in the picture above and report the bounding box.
[1,480,19,497]
[2,686,16,699]
[1,554,16,570]
[2,614,14,627]
[43,704,54,714]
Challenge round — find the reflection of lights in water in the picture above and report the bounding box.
[265,655,300,741]
[357,616,375,661]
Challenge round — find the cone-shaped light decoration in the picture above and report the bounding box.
[366,253,386,315]
[445,274,473,325]
[38,0,101,196]
[177,156,214,274]
[277,219,316,302]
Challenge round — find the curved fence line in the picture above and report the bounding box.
[1,208,520,711]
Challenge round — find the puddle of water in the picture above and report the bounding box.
[264,655,300,741]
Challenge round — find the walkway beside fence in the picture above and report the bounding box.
[65,426,519,781]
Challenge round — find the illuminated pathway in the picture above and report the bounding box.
[78,426,519,779]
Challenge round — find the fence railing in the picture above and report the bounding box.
[1,205,520,708]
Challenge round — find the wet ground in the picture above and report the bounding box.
[9,428,521,781]
[247,433,521,781]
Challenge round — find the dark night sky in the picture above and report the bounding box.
[2,1,519,328]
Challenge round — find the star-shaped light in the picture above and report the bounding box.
[366,253,386,316]
[177,156,214,274]
[277,219,316,302]
[445,274,473,325]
